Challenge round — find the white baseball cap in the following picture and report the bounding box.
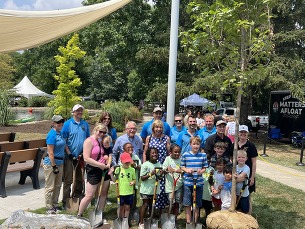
[239,125,249,132]
[153,107,163,113]
[72,104,84,112]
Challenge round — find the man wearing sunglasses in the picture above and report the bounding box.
[112,121,143,163]
[170,114,187,144]
[61,104,90,209]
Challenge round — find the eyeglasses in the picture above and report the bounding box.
[103,117,111,120]
[175,120,182,123]
[128,128,137,130]
[99,130,107,134]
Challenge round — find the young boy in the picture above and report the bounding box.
[210,142,231,168]
[109,152,136,220]
[220,165,232,210]
[211,158,225,211]
[235,150,250,214]
[181,136,208,225]
[163,144,183,217]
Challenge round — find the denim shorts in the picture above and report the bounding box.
[167,187,182,203]
[120,194,134,206]
[140,193,153,200]
[183,185,203,208]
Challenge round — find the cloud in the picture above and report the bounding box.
[2,0,83,11]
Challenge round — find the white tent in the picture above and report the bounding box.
[180,93,215,108]
[0,0,131,53]
[12,76,53,99]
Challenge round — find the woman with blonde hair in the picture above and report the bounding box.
[225,115,236,143]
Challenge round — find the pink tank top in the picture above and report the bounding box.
[90,137,105,164]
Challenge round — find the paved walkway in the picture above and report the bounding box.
[1,113,305,221]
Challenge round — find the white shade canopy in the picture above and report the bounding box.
[12,76,53,98]
[0,0,131,53]
[180,93,215,107]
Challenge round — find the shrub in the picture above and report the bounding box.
[0,91,13,126]
[28,96,52,107]
[100,101,143,132]
[80,100,100,109]
[17,97,28,107]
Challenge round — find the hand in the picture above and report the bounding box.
[186,168,193,174]
[167,166,174,173]
[52,165,59,174]
[72,158,78,167]
[129,181,135,186]
[68,154,74,161]
[250,177,255,186]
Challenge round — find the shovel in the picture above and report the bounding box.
[89,169,107,228]
[186,171,202,229]
[66,160,80,214]
[161,173,180,229]
[144,167,162,229]
[129,160,140,226]
[113,165,124,229]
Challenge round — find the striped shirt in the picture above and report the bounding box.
[180,151,208,186]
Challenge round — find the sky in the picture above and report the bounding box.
[0,0,84,11]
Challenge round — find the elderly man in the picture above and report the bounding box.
[140,107,171,143]
[204,120,233,159]
[112,121,143,163]
[199,114,217,148]
[61,104,90,209]
[176,115,200,154]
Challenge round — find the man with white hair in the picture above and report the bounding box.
[112,121,143,163]
[61,104,90,209]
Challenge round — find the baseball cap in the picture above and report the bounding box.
[153,107,163,113]
[120,152,133,164]
[72,104,84,112]
[239,125,249,132]
[52,115,64,122]
[216,120,227,126]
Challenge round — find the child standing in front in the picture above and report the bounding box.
[210,142,231,168]
[180,136,208,225]
[163,144,183,217]
[109,152,136,220]
[236,150,250,214]
[211,158,225,211]
[220,165,233,210]
[139,147,162,229]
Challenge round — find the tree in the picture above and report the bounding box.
[48,34,86,118]
[0,54,15,89]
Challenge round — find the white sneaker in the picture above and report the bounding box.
[138,223,144,229]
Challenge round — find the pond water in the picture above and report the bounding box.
[11,109,44,121]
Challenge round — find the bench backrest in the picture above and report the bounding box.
[0,133,15,142]
[8,148,40,164]
[25,139,46,149]
[0,141,26,152]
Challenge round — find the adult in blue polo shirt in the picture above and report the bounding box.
[140,107,171,143]
[170,114,187,144]
[198,114,216,148]
[61,104,90,208]
[176,115,200,154]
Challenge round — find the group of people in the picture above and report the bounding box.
[43,105,257,228]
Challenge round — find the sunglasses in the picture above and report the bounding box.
[103,117,111,120]
[99,130,107,134]
[55,120,64,124]
[175,120,182,123]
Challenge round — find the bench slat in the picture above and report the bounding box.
[0,132,15,142]
[8,149,38,163]
[0,141,25,152]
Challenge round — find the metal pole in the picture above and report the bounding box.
[296,137,305,166]
[260,130,269,157]
[166,0,180,127]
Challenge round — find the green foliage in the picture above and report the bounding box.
[17,97,28,107]
[80,100,100,109]
[0,91,13,126]
[43,107,55,120]
[0,54,15,90]
[48,34,86,118]
[28,96,52,107]
[100,101,142,132]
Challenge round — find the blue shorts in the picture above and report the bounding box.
[237,195,249,213]
[183,185,203,208]
[120,194,133,206]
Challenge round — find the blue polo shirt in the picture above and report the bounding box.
[44,128,66,166]
[62,118,90,158]
[140,119,171,139]
[170,126,187,144]
[112,133,143,164]
[176,130,200,154]
[198,126,216,148]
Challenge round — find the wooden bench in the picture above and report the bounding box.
[0,139,46,152]
[0,148,45,198]
[0,132,16,142]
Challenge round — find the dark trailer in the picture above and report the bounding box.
[269,90,305,138]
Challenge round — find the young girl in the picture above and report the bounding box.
[211,158,225,211]
[102,135,112,164]
[139,147,162,229]
[163,144,183,217]
[220,165,233,210]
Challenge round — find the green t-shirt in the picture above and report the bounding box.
[139,161,161,195]
[115,166,136,196]
[162,156,183,193]
[202,166,214,201]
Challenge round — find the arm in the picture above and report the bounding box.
[142,136,150,162]
[250,157,257,186]
[47,144,56,167]
[111,139,120,165]
[166,136,171,155]
[235,171,248,182]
